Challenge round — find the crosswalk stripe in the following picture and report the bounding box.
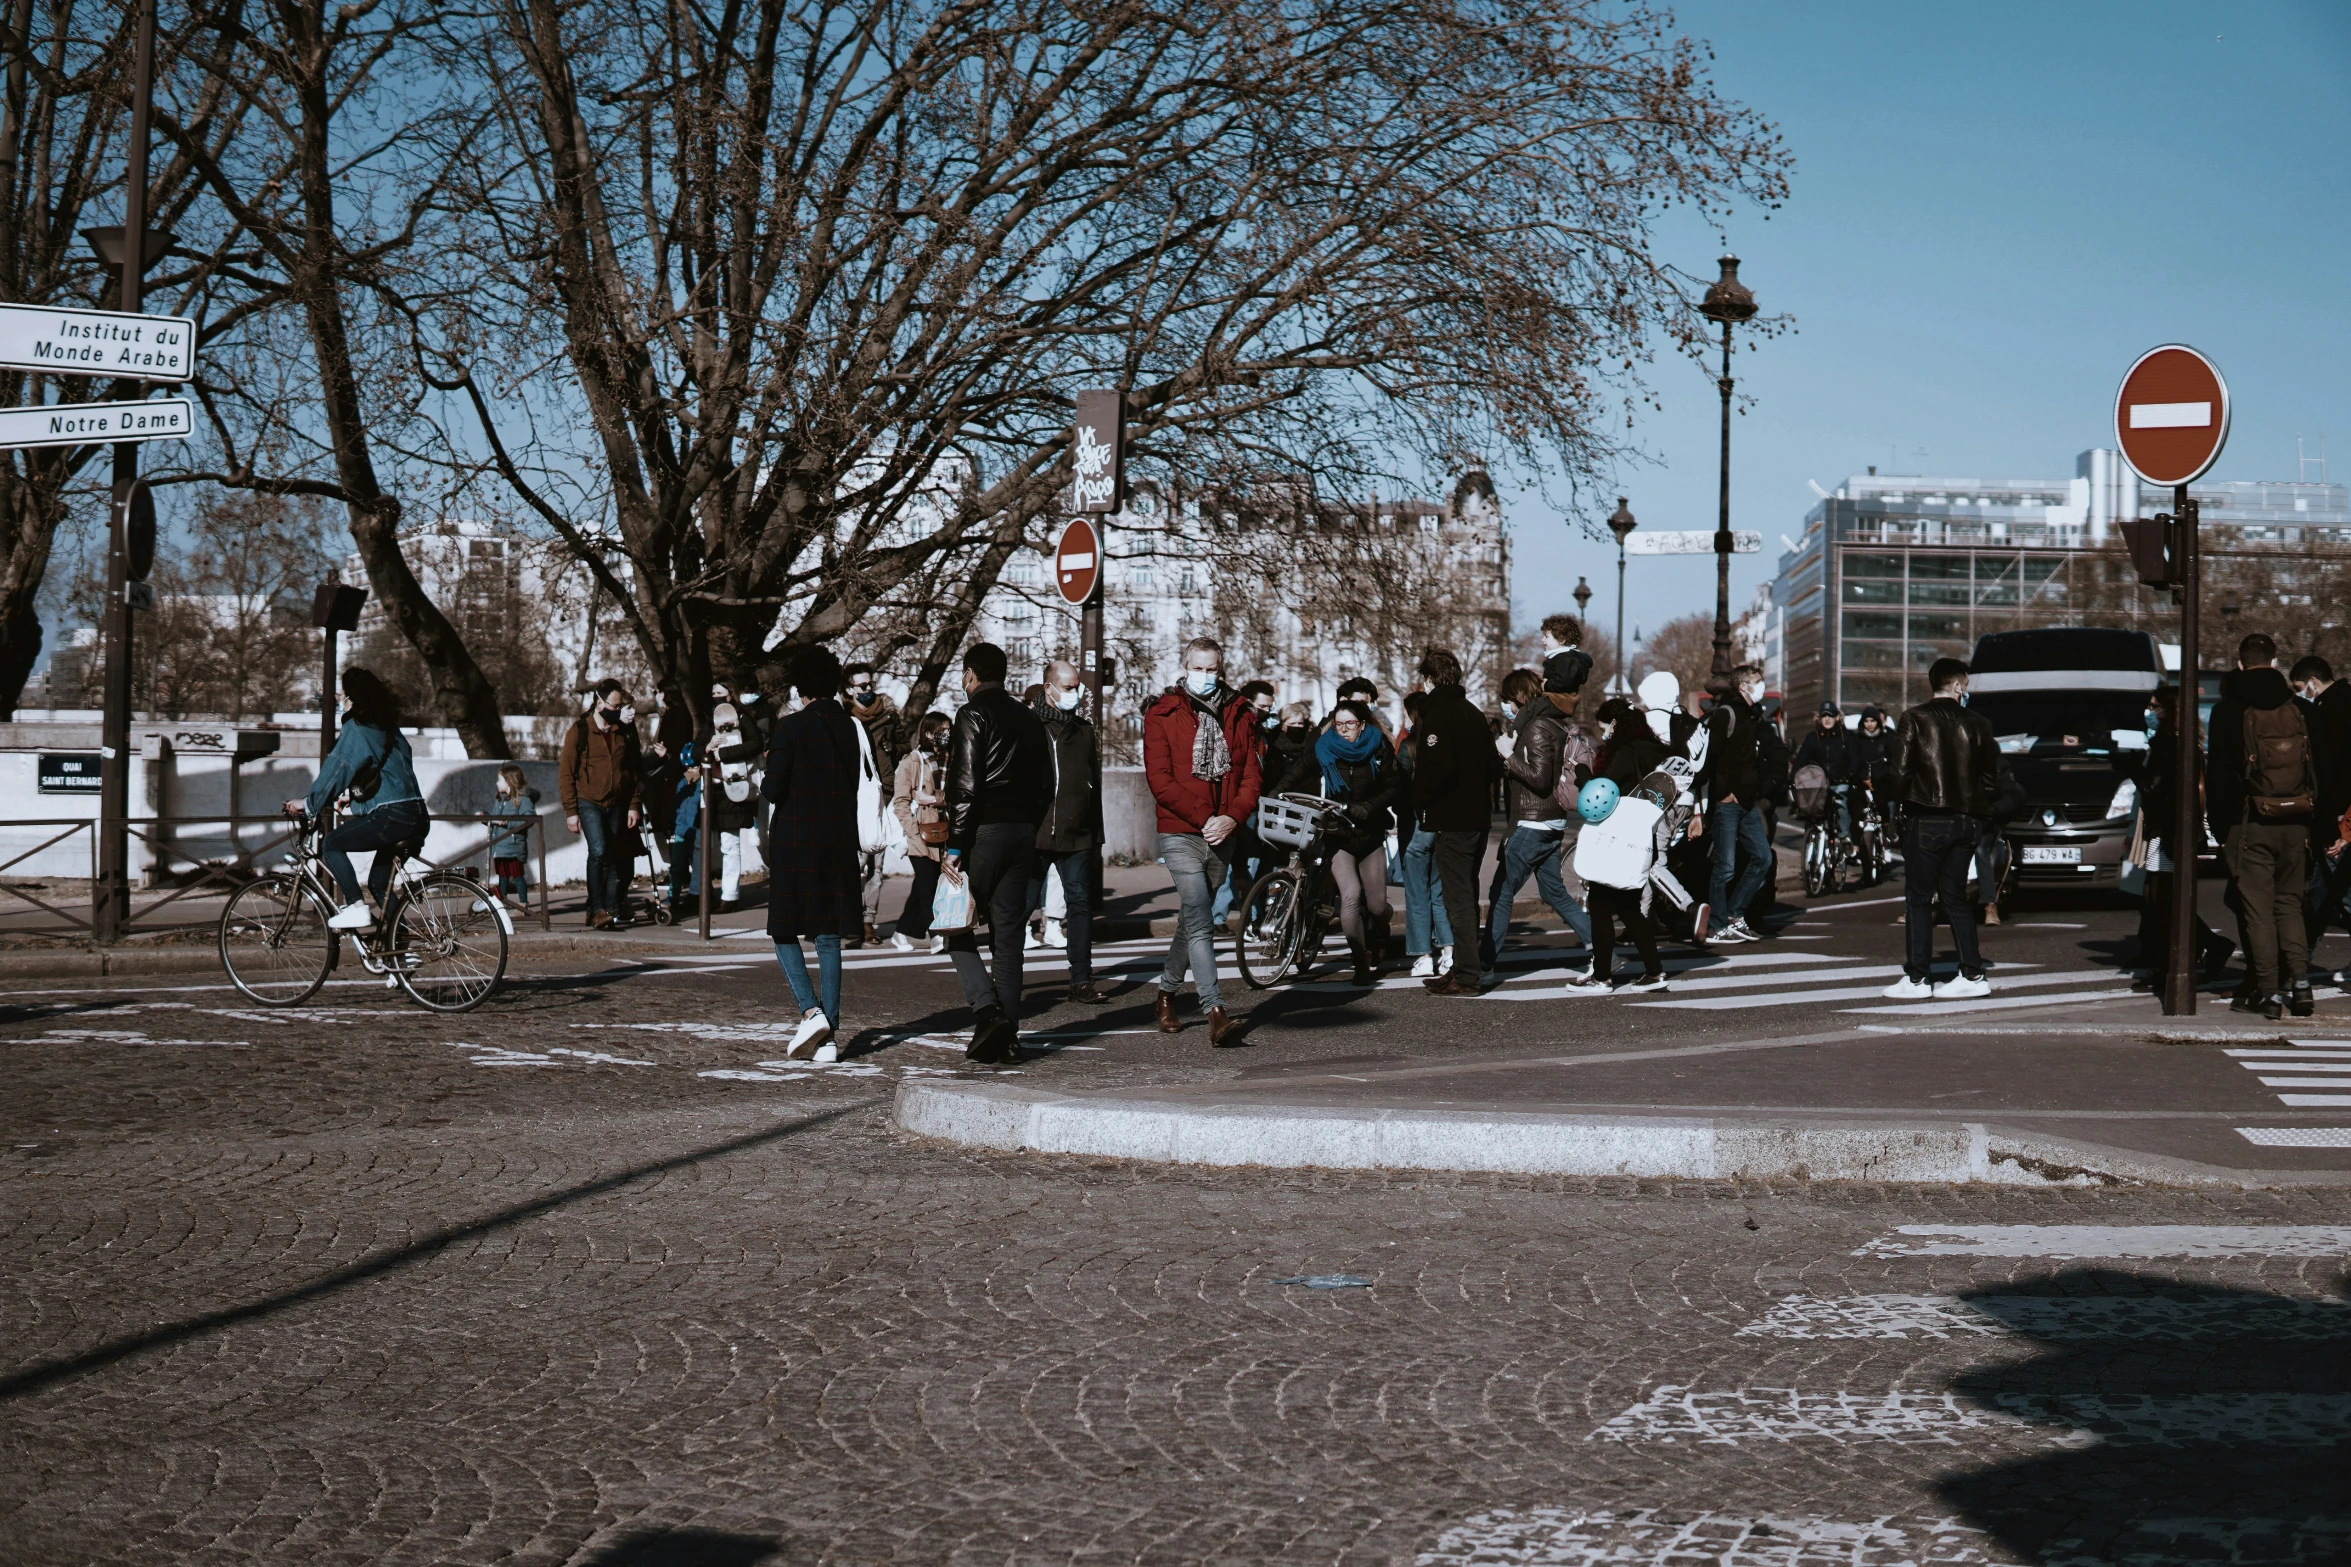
[1635,969,2119,1012]
[1835,984,2140,1017]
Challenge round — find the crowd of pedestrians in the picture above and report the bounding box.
[527,604,2351,1061]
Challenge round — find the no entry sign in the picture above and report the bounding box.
[2114,344,2229,487]
[1053,517,1101,606]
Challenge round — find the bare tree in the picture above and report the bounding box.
[439,0,1787,730]
[1633,610,1712,698]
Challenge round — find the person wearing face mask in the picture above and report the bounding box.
[841,663,904,944]
[284,667,428,931]
[1697,663,1771,945]
[558,677,643,929]
[1143,636,1264,1043]
[1030,661,1111,1002]
[1481,667,1593,983]
[941,641,1056,1063]
[486,763,540,911]
[707,679,767,910]
[890,712,953,952]
[1409,644,1500,997]
[1262,701,1320,794]
[1883,657,1998,1001]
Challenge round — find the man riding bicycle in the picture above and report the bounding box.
[282,667,427,931]
[1792,701,1865,840]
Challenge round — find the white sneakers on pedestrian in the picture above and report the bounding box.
[811,1042,840,1064]
[1619,972,1670,993]
[1560,968,1604,989]
[1880,976,1934,1000]
[1025,924,1043,950]
[1932,974,1991,1000]
[784,1007,833,1059]
[889,931,913,952]
[1437,945,1455,976]
[929,935,947,955]
[327,899,375,931]
[1042,918,1066,949]
[1411,954,1436,978]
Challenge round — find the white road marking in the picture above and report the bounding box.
[2241,1127,2351,1147]
[1835,984,2140,1017]
[1637,969,2096,1012]
[1589,1385,2351,1447]
[1855,1224,2351,1259]
[1417,1508,2002,1566]
[2276,1093,2351,1106]
[1738,1292,2351,1340]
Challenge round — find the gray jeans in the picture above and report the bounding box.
[1158,831,1228,1011]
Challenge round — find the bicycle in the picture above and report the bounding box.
[217,808,511,1011]
[1233,793,1351,988]
[1849,784,1888,888]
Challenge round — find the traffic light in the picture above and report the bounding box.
[2118,512,2176,590]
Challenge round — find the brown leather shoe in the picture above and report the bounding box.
[1068,980,1114,1004]
[1155,991,1182,1033]
[589,909,614,929]
[1431,970,1480,996]
[1208,1007,1242,1047]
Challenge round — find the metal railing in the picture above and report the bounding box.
[0,810,552,940]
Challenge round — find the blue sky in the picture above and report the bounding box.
[1509,0,2351,653]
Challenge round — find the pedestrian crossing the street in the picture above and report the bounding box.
[639,930,2158,1022]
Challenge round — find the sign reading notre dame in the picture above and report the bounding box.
[1071,389,1122,514]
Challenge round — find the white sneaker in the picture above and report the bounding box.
[1024,925,1043,950]
[1560,968,1603,989]
[784,1008,833,1059]
[1437,945,1455,976]
[1713,919,1754,944]
[1410,954,1436,978]
[929,935,947,955]
[327,899,375,931]
[1932,974,1991,1000]
[811,1042,840,1064]
[889,932,913,952]
[1881,976,1934,1000]
[1042,918,1066,949]
[1620,971,1670,993]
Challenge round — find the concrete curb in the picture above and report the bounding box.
[893,1079,2347,1189]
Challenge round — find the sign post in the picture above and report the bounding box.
[1070,389,1122,907]
[2115,343,2230,1018]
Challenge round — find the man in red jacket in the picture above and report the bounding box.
[1144,636,1264,1045]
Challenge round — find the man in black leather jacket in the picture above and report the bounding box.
[1479,667,1594,979]
[943,641,1053,1062]
[1884,656,1999,1000]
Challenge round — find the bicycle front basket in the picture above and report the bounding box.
[1254,795,1326,851]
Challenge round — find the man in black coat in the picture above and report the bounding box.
[944,641,1054,1061]
[1033,660,1111,1003]
[2291,656,2351,971]
[1410,645,1500,996]
[1699,664,1772,944]
[1884,657,1999,1001]
[2209,633,2315,1016]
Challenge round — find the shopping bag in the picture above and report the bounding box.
[851,721,889,854]
[930,868,975,933]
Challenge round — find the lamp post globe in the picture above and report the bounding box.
[1606,497,1636,696]
[1572,576,1591,617]
[1699,254,1755,694]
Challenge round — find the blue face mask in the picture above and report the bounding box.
[2145,711,2160,736]
[1185,670,1219,699]
[1502,702,1519,722]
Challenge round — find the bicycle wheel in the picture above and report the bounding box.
[219,873,336,1005]
[390,872,510,1012]
[1235,869,1305,989]
[1802,829,1831,898]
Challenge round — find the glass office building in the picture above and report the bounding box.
[1771,450,2351,716]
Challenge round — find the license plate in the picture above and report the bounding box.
[2021,845,2081,865]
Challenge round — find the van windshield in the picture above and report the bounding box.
[1968,691,2150,754]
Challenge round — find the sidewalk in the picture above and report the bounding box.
[898,1004,2351,1189]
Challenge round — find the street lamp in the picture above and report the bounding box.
[1571,575,1591,620]
[1699,254,1757,693]
[1606,497,1637,694]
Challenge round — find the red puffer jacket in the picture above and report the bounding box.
[1143,686,1265,835]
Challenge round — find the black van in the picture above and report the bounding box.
[1967,628,2160,894]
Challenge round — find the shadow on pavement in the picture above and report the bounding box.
[576,1527,779,1567]
[1938,1269,2351,1565]
[0,1099,881,1405]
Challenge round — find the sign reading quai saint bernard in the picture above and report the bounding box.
[0,301,198,381]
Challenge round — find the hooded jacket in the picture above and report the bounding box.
[2203,666,2299,834]
[1034,700,1101,854]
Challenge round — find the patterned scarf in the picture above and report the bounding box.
[1190,694,1232,781]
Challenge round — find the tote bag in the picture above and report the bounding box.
[850,718,890,854]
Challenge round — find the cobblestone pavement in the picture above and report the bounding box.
[5,908,2351,1565]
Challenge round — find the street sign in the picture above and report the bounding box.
[1053,517,1101,606]
[114,477,156,578]
[1623,529,1762,556]
[0,396,190,450]
[38,752,102,793]
[1071,389,1122,513]
[0,301,196,380]
[2114,344,2229,487]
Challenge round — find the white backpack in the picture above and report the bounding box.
[1573,795,1664,891]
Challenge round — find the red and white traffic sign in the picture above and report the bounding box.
[2114,344,2229,487]
[1053,517,1101,606]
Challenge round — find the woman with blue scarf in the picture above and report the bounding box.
[1313,700,1408,984]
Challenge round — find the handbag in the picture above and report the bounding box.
[2119,809,2148,896]
[849,718,888,854]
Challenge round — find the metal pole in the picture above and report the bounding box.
[697,767,713,939]
[94,0,156,944]
[1614,541,1627,695]
[2163,486,2201,1016]
[1081,577,1104,908]
[320,628,338,756]
[1711,318,1735,687]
